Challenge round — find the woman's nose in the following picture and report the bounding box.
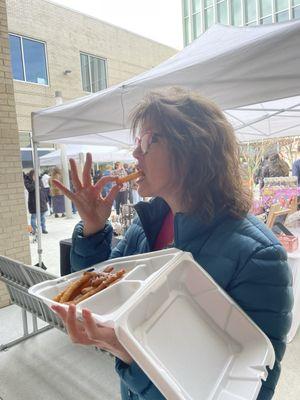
[133,146,142,159]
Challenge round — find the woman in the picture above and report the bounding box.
[52,88,293,400]
[50,167,65,217]
[24,169,48,234]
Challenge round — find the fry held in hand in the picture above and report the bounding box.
[53,268,126,305]
[116,170,143,184]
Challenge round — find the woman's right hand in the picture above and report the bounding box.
[52,153,121,236]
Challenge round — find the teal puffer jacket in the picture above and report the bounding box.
[71,197,293,400]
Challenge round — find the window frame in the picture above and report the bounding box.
[80,51,108,94]
[9,33,49,86]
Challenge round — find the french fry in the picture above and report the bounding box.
[60,273,92,303]
[116,171,143,184]
[53,268,127,305]
[103,265,114,273]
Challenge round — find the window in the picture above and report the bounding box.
[245,0,257,23]
[275,0,289,12]
[205,7,214,29]
[232,0,242,25]
[293,0,300,5]
[192,13,202,39]
[217,0,228,24]
[183,0,190,17]
[294,5,300,17]
[192,0,201,13]
[80,53,107,93]
[184,17,191,45]
[260,0,272,17]
[276,10,289,21]
[9,34,48,85]
[260,16,273,24]
[192,0,201,39]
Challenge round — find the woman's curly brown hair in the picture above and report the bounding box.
[130,87,252,222]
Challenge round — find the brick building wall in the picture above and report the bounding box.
[0,0,31,308]
[6,0,177,146]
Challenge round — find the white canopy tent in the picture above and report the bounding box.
[31,20,300,267]
[32,20,300,146]
[39,145,134,166]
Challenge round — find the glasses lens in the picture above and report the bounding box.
[140,135,150,154]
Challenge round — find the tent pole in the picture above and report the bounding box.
[30,132,43,268]
[54,91,72,219]
[58,144,73,218]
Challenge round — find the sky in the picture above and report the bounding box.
[50,0,183,49]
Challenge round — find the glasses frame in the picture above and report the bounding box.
[134,131,161,155]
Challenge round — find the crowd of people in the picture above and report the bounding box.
[254,151,290,189]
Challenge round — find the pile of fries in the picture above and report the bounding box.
[53,266,126,305]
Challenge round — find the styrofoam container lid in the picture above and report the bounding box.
[115,253,275,400]
[29,249,275,399]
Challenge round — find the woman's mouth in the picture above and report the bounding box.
[136,166,145,183]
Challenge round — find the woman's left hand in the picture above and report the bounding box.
[52,304,133,365]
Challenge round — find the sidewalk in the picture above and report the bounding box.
[3,212,300,399]
[29,212,81,276]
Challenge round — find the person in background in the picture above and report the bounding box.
[123,163,133,203]
[292,145,300,186]
[253,155,269,189]
[111,161,128,215]
[41,170,52,213]
[69,169,77,214]
[93,169,102,185]
[24,169,48,234]
[101,165,113,198]
[50,167,65,217]
[130,165,143,204]
[52,88,292,400]
[262,152,290,180]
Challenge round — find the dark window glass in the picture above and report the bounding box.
[293,5,300,17]
[23,38,48,84]
[217,1,228,24]
[81,53,107,93]
[245,0,257,22]
[9,35,24,81]
[90,57,107,92]
[260,0,272,17]
[80,53,91,92]
[276,10,289,21]
[192,13,201,38]
[232,0,242,25]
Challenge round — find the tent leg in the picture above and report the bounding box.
[30,133,43,268]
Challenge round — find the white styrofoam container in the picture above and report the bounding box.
[29,248,182,326]
[29,249,275,400]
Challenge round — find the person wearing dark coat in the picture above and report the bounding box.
[52,88,292,400]
[24,170,48,234]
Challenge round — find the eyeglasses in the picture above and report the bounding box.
[134,131,161,155]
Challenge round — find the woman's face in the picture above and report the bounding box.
[133,122,178,202]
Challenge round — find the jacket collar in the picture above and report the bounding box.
[134,197,170,250]
[134,197,229,250]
